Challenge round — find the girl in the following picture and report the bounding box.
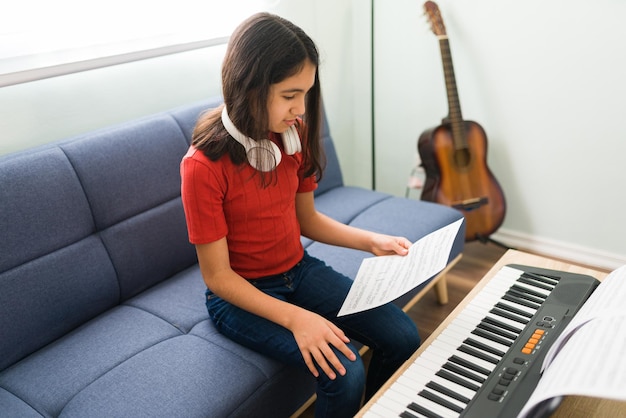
[180,12,420,417]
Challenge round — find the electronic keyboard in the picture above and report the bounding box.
[359,264,600,418]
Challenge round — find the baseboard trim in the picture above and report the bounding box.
[491,228,625,272]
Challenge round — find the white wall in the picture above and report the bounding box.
[374,0,626,269]
[0,46,225,155]
[277,0,373,189]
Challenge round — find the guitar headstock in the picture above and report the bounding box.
[424,1,447,37]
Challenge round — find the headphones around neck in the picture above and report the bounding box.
[221,107,302,172]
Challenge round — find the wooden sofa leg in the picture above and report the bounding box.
[434,275,449,305]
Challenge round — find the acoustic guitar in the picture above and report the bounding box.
[418,1,506,242]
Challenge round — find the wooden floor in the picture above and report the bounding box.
[299,241,508,417]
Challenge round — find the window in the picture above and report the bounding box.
[0,0,275,86]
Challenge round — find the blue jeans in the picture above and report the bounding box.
[206,252,421,418]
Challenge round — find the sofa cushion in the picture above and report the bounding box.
[100,198,196,300]
[313,186,391,225]
[0,306,181,416]
[190,321,316,418]
[301,186,392,248]
[348,197,465,244]
[57,334,314,418]
[124,265,208,333]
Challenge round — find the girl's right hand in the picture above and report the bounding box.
[287,308,357,379]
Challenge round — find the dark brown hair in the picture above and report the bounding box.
[192,12,325,184]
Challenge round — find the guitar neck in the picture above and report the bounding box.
[438,36,466,150]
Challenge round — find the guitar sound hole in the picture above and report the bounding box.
[454,148,470,168]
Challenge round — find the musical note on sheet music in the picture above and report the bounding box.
[338,218,463,316]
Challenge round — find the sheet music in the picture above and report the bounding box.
[337,218,463,317]
[519,265,626,418]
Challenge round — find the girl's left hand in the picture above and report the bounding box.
[370,234,412,257]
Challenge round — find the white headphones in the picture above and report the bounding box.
[221,106,302,172]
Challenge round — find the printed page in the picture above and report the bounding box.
[541,265,626,370]
[337,218,463,317]
[519,265,626,418]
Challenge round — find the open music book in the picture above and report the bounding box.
[519,264,626,417]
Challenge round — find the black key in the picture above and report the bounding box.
[518,276,555,291]
[509,287,545,304]
[477,321,518,341]
[472,327,513,347]
[436,369,480,391]
[490,306,529,325]
[458,343,501,364]
[419,389,464,413]
[442,362,486,384]
[449,354,492,376]
[407,402,443,418]
[511,284,548,300]
[522,271,559,286]
[464,337,506,357]
[502,292,541,310]
[495,301,534,319]
[426,380,472,404]
[483,316,523,334]
[506,286,544,309]
[400,411,419,418]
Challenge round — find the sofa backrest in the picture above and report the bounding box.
[0,147,120,371]
[0,110,196,371]
[0,96,344,372]
[315,109,344,195]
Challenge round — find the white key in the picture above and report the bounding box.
[368,402,403,417]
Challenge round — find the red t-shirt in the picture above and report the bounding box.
[180,133,317,279]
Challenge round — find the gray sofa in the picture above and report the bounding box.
[0,96,465,418]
